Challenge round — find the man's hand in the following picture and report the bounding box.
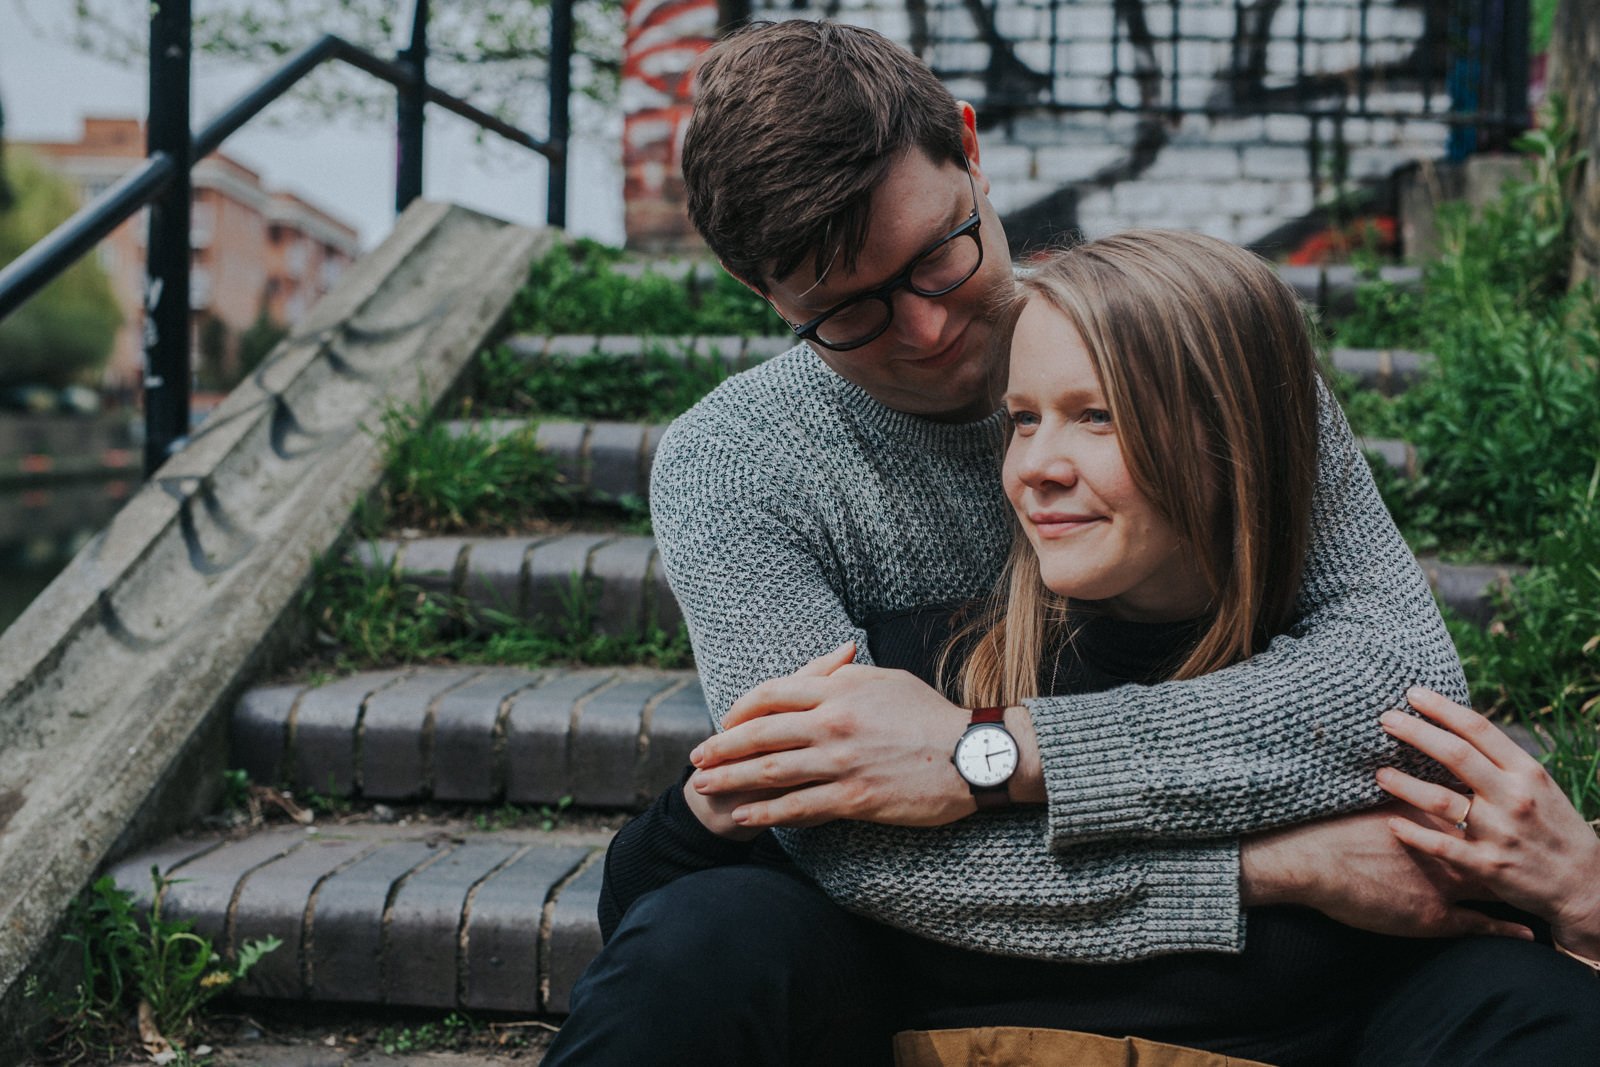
[688,643,1042,829]
[1241,804,1535,940]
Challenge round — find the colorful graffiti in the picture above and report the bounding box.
[622,0,720,249]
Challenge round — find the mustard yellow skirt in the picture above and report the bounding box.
[894,1027,1276,1067]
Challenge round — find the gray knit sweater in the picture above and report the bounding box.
[649,344,1466,962]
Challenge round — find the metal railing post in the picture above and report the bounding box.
[547,0,572,228]
[396,0,428,213]
[1499,0,1531,147]
[144,0,193,475]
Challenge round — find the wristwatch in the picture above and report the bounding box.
[951,706,1019,810]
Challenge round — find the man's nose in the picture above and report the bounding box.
[890,288,949,349]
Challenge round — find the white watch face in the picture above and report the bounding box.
[954,724,1018,788]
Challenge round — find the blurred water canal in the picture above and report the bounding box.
[0,477,129,636]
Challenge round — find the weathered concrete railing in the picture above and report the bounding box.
[0,201,551,1049]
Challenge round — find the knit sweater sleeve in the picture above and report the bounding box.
[1030,383,1467,847]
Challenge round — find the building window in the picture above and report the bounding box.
[190,268,212,310]
[191,202,215,249]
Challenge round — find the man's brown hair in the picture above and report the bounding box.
[683,20,967,290]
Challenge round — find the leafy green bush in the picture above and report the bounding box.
[509,238,780,337]
[475,341,733,422]
[1335,117,1599,560]
[1451,470,1600,819]
[0,150,121,388]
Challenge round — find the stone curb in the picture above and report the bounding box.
[108,826,609,1015]
[1326,347,1433,394]
[235,666,707,807]
[502,333,792,370]
[437,423,1421,502]
[356,532,1516,635]
[1277,264,1424,316]
[354,533,681,638]
[0,202,553,1030]
[499,336,1433,396]
[444,419,657,504]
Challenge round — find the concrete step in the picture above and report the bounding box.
[357,531,1522,638]
[498,334,1432,395]
[1356,436,1419,478]
[234,666,707,808]
[448,417,1420,488]
[501,332,792,370]
[106,824,609,1016]
[443,419,662,505]
[1327,346,1434,395]
[263,545,1521,810]
[352,533,679,638]
[1276,263,1424,317]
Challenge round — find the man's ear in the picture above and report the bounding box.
[956,101,989,193]
[719,260,766,298]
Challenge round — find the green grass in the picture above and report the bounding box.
[509,238,781,337]
[374,401,569,534]
[302,551,692,672]
[474,340,735,422]
[1450,471,1600,820]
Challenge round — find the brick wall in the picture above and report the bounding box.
[625,0,1458,252]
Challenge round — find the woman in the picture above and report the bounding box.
[592,231,1597,1064]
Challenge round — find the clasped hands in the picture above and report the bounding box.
[685,642,1035,832]
[685,648,1600,947]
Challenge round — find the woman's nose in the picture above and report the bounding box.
[1013,434,1078,490]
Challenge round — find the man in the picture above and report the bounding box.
[543,20,1598,1065]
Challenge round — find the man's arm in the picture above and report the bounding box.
[652,385,1468,956]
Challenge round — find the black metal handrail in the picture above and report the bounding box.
[0,1,572,474]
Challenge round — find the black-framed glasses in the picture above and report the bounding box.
[781,164,984,352]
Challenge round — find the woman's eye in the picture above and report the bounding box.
[1006,410,1038,430]
[1084,409,1113,426]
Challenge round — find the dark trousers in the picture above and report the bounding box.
[541,866,1600,1067]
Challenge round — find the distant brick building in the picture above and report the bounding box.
[18,117,360,391]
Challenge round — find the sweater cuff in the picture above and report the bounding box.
[1028,686,1154,846]
[1130,839,1247,956]
[661,765,764,865]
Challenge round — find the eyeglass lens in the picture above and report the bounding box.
[811,231,982,348]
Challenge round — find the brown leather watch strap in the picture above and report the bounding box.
[968,706,1012,809]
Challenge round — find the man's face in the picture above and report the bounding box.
[761,145,1014,423]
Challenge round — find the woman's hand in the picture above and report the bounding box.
[1376,686,1600,958]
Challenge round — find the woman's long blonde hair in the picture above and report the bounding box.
[953,230,1324,706]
